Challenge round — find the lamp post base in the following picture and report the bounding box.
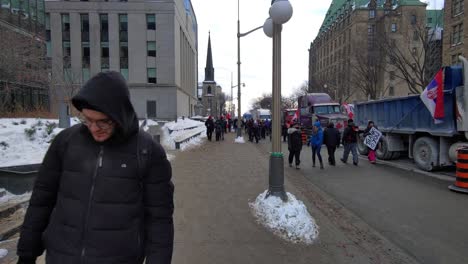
[266,153,287,202]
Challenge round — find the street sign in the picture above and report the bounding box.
[364,127,382,150]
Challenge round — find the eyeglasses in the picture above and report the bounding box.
[79,115,114,130]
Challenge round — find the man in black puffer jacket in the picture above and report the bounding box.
[17,71,174,264]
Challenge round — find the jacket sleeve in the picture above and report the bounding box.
[17,130,67,260]
[336,131,341,146]
[319,131,324,145]
[144,143,174,264]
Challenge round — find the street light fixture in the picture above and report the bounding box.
[236,0,292,201]
[264,0,293,201]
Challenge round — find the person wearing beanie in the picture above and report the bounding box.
[205,116,214,141]
[341,118,359,165]
[308,121,324,169]
[17,71,174,264]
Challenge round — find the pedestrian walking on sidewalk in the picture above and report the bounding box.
[323,122,340,166]
[308,121,324,169]
[288,123,303,169]
[205,116,214,141]
[215,117,223,141]
[341,118,359,166]
[17,71,174,264]
[252,120,260,143]
[363,120,380,164]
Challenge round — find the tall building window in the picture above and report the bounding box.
[100,14,109,71]
[100,14,109,42]
[452,23,463,45]
[452,53,462,65]
[80,14,89,41]
[391,23,397,32]
[452,0,464,16]
[410,15,417,25]
[101,43,109,71]
[413,30,419,41]
[61,13,70,41]
[147,14,156,30]
[369,9,375,19]
[147,68,156,83]
[45,13,51,57]
[390,71,395,80]
[119,14,128,79]
[147,41,156,57]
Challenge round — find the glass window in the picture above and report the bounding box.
[82,68,90,83]
[100,14,108,42]
[147,14,155,30]
[413,30,418,41]
[28,0,36,21]
[452,23,463,45]
[120,68,128,80]
[410,15,417,25]
[147,41,156,57]
[391,23,397,32]
[453,0,464,16]
[369,10,375,19]
[119,14,127,31]
[147,68,156,83]
[390,71,395,80]
[427,17,433,24]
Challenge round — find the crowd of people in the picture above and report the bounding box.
[286,118,381,170]
[204,115,239,141]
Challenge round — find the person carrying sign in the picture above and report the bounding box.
[363,121,382,164]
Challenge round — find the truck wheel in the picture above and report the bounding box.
[376,136,394,160]
[357,135,369,155]
[413,137,439,171]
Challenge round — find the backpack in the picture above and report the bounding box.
[137,130,153,184]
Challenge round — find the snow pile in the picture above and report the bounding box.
[161,119,206,150]
[235,136,245,144]
[0,249,8,259]
[146,119,158,126]
[0,188,31,204]
[0,118,68,167]
[250,190,319,244]
[165,118,204,131]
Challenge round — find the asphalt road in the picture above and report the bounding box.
[255,140,468,264]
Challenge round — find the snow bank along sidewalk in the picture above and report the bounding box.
[161,118,206,150]
[250,190,319,244]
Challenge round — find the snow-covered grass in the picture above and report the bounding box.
[0,188,31,205]
[161,119,206,151]
[235,136,245,144]
[0,118,79,167]
[250,190,319,244]
[0,249,8,259]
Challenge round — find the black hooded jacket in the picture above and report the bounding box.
[17,71,174,264]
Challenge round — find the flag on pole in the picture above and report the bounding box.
[420,69,444,124]
[292,108,299,122]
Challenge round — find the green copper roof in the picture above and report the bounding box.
[318,0,426,34]
[426,9,444,28]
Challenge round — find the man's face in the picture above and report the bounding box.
[81,109,115,142]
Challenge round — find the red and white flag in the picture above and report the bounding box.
[420,69,445,124]
[292,109,299,122]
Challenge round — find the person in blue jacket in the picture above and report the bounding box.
[308,121,324,169]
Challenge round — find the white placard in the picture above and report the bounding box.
[364,127,382,150]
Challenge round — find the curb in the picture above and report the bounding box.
[358,155,455,182]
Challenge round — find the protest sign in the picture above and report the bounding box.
[364,127,382,150]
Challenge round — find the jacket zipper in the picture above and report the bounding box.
[80,146,104,263]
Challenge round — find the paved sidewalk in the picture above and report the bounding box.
[171,133,418,264]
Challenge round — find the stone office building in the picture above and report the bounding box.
[45,0,198,119]
[442,0,467,66]
[309,0,434,102]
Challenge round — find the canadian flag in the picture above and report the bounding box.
[420,69,444,124]
[292,109,299,122]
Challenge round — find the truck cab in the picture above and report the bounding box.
[298,93,348,132]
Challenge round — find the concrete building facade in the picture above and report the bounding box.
[45,0,198,119]
[309,0,434,102]
[443,0,467,66]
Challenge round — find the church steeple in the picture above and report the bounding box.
[204,32,215,82]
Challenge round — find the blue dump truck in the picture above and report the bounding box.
[354,57,468,171]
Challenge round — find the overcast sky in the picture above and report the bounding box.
[190,0,444,114]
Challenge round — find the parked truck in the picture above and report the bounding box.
[298,93,348,132]
[251,108,271,121]
[354,57,468,171]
